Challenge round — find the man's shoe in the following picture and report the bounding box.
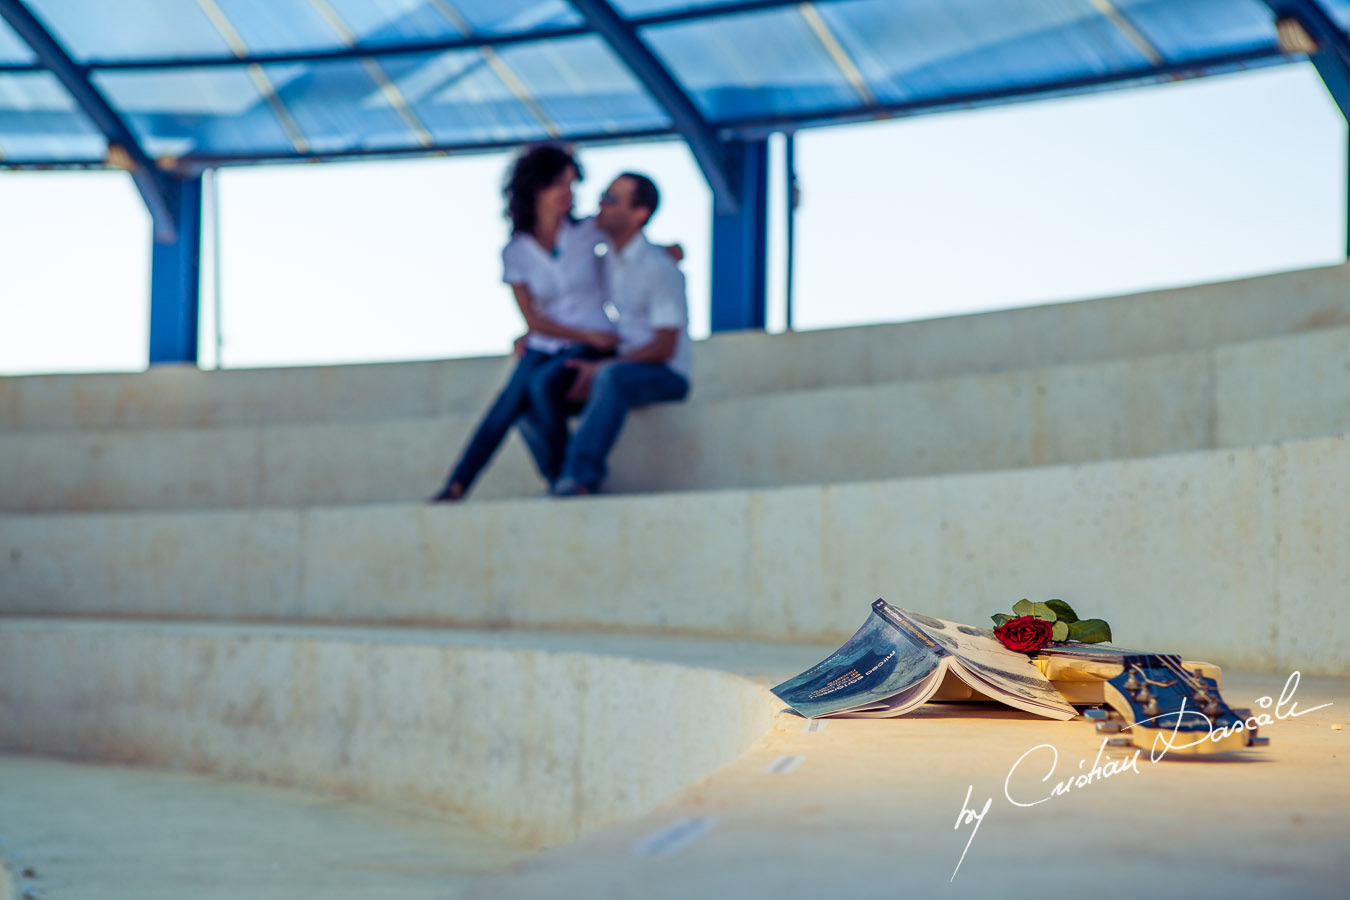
[428,482,466,503]
[550,477,592,498]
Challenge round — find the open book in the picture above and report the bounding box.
[772,599,1076,720]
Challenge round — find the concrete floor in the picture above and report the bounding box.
[473,671,1348,900]
[0,672,1345,900]
[0,757,533,900]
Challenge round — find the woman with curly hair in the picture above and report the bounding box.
[430,144,617,501]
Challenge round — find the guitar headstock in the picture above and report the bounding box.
[1086,654,1268,756]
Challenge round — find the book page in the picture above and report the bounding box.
[893,607,1077,720]
[827,664,952,718]
[771,602,946,718]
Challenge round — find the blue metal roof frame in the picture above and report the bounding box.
[0,0,1334,174]
[3,0,1347,365]
[1260,0,1350,117]
[0,0,181,239]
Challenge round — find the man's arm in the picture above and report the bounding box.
[510,284,617,351]
[562,328,678,403]
[614,328,678,364]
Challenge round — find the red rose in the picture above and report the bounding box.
[994,616,1054,652]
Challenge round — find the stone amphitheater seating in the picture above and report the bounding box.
[2,262,1348,856]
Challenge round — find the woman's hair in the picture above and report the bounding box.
[504,144,581,235]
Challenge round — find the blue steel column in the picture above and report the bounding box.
[1262,1,1350,255]
[566,0,768,331]
[710,139,769,332]
[785,133,797,331]
[149,175,203,366]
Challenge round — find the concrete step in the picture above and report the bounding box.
[3,262,1347,434]
[3,433,1345,676]
[0,621,818,849]
[4,322,1348,512]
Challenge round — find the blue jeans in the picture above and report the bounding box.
[557,362,689,491]
[441,348,589,494]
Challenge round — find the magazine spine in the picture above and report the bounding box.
[871,600,949,657]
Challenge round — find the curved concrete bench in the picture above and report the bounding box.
[3,433,1346,676]
[0,622,807,848]
[3,324,1348,512]
[2,263,1346,434]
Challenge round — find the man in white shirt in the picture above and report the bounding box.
[546,172,691,496]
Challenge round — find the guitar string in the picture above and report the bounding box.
[1118,654,1225,727]
[1154,654,1232,722]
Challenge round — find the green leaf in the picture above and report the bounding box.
[1044,599,1078,623]
[1026,602,1057,622]
[1011,599,1035,617]
[1067,618,1112,643]
[1051,620,1070,641]
[991,614,1012,627]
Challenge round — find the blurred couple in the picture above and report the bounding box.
[430,144,691,501]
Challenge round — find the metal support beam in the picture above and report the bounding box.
[711,139,768,332]
[567,0,741,214]
[149,175,204,366]
[785,133,797,331]
[0,0,179,240]
[1261,2,1350,256]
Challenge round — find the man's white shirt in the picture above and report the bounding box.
[604,233,692,381]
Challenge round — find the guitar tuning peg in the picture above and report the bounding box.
[1084,708,1110,721]
[1135,685,1152,703]
[1095,721,1125,734]
[1105,737,1133,749]
[1124,671,1141,691]
[1143,698,1161,718]
[1249,735,1270,747]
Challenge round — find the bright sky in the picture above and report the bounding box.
[0,61,1345,376]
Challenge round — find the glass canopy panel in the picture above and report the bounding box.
[388,48,553,146]
[93,66,301,158]
[27,0,231,62]
[1111,0,1279,64]
[0,14,36,64]
[612,0,780,15]
[318,1,581,51]
[0,71,103,160]
[256,60,416,154]
[491,35,671,135]
[419,0,582,36]
[642,7,860,121]
[809,0,1154,111]
[321,0,475,47]
[826,0,1166,109]
[207,0,355,56]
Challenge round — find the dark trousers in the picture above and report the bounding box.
[540,361,688,490]
[441,346,596,494]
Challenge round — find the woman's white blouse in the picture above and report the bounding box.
[502,217,614,354]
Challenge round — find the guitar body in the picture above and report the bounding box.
[1040,644,1263,755]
